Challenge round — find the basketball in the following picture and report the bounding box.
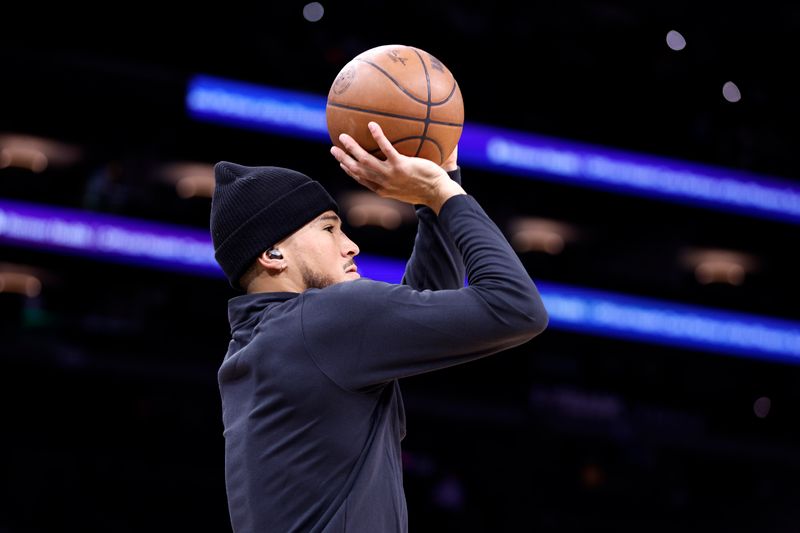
[326,44,464,166]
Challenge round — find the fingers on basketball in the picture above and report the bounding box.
[368,122,399,161]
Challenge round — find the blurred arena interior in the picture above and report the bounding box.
[1,2,799,532]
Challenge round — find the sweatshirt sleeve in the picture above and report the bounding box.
[300,194,548,392]
[400,167,466,291]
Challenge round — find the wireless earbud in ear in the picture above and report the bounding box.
[267,249,283,260]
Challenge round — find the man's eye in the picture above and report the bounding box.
[324,226,335,233]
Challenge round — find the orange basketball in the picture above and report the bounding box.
[326,44,464,166]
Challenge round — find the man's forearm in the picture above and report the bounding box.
[402,168,467,291]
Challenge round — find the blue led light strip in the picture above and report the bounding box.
[536,281,800,365]
[187,74,800,224]
[2,198,798,363]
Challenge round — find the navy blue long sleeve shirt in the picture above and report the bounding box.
[218,169,548,532]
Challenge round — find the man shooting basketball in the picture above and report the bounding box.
[211,122,548,532]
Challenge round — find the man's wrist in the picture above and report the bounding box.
[429,180,466,215]
[446,166,462,185]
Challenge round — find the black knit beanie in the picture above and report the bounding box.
[210,161,338,288]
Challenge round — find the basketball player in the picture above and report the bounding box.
[210,121,548,532]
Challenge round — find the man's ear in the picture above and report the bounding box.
[256,250,286,273]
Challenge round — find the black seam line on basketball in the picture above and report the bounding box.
[411,48,431,158]
[327,102,463,127]
[367,136,444,158]
[414,82,456,106]
[353,58,455,105]
[429,83,458,106]
[356,58,430,106]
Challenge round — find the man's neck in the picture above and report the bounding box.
[247,275,305,295]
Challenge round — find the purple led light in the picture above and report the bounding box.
[4,197,800,363]
[187,74,800,225]
[0,198,220,276]
[0,198,407,282]
[459,123,800,224]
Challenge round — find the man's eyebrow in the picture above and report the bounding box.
[317,214,341,224]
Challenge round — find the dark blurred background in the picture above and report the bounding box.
[2,2,799,532]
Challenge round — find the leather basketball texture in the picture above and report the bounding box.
[326,44,464,165]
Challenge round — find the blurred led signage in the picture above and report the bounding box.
[2,198,798,363]
[188,74,800,225]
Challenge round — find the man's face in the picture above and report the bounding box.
[283,210,360,290]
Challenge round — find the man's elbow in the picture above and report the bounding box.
[476,284,549,342]
[517,297,549,340]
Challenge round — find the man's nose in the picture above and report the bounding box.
[344,235,359,257]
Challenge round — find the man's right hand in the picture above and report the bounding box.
[330,122,466,215]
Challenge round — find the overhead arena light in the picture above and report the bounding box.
[0,133,83,173]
